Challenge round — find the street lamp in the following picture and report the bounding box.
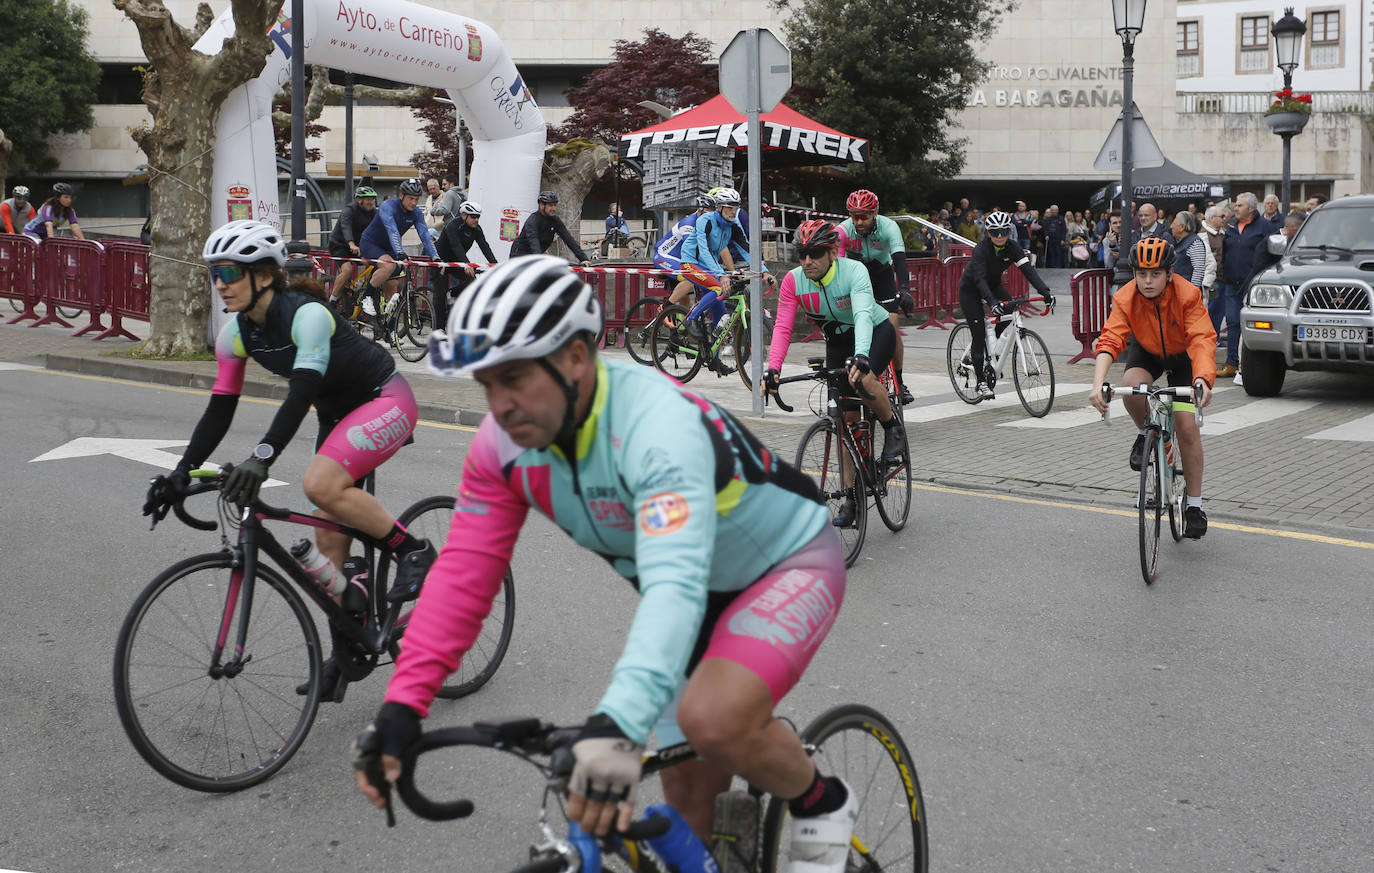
[1111,0,1147,285]
[1270,8,1307,209]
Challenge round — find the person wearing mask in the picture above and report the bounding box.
[509,191,591,264]
[22,183,84,241]
[328,186,379,303]
[1212,192,1275,377]
[1,185,35,234]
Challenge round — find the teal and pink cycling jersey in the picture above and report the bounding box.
[838,214,905,265]
[384,357,832,743]
[767,257,887,370]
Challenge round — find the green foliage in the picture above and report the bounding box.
[778,0,1002,208]
[0,0,101,172]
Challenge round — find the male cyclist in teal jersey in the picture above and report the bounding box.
[762,220,907,527]
[353,256,860,873]
[358,178,439,339]
[839,189,915,406]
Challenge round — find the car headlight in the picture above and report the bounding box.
[1248,283,1293,308]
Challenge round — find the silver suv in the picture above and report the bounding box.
[1240,195,1374,396]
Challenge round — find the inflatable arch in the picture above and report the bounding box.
[193,0,545,300]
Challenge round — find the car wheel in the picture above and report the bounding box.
[1241,346,1286,396]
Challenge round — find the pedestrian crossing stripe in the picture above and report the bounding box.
[1306,412,1374,442]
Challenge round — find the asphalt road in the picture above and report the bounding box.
[2,366,1371,872]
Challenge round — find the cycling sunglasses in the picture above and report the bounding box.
[209,264,247,284]
[987,229,1010,238]
[797,246,831,261]
[848,211,874,221]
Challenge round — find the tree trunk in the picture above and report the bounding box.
[542,140,612,260]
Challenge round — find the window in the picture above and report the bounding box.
[1239,15,1270,73]
[1309,10,1341,68]
[1176,21,1200,77]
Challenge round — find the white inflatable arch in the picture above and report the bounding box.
[194,0,545,270]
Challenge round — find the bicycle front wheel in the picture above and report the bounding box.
[762,704,929,873]
[648,303,703,383]
[945,323,980,404]
[113,553,321,792]
[732,305,776,391]
[1167,446,1186,543]
[392,495,514,699]
[623,296,667,366]
[1139,430,1163,585]
[1012,328,1055,417]
[396,287,436,362]
[796,419,866,567]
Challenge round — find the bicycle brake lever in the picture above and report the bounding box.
[360,757,397,827]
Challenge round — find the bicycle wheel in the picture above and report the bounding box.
[1138,430,1163,585]
[392,495,515,699]
[761,704,929,873]
[8,296,22,313]
[1167,444,1186,543]
[396,287,435,362]
[796,418,867,567]
[1012,328,1055,417]
[732,305,776,391]
[872,423,913,533]
[625,234,647,259]
[623,296,667,366]
[945,323,980,404]
[113,553,321,792]
[648,303,703,383]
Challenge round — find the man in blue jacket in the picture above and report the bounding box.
[1213,192,1275,377]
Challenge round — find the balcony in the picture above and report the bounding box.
[1177,91,1374,114]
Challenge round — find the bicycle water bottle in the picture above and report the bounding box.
[290,539,341,596]
[566,822,602,873]
[851,421,872,460]
[642,803,721,873]
[711,791,759,873]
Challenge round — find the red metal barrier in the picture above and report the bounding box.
[909,259,946,329]
[948,244,974,257]
[97,241,150,341]
[582,264,658,348]
[34,238,107,334]
[940,256,970,325]
[1,234,41,324]
[1068,268,1115,363]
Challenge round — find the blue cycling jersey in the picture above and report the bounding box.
[682,211,745,274]
[359,198,438,260]
[653,213,702,267]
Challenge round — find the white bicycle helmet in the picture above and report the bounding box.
[459,200,482,217]
[714,187,741,206]
[12,185,29,200]
[202,220,287,266]
[429,255,602,375]
[983,210,1014,233]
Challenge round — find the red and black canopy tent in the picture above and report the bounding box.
[617,94,870,168]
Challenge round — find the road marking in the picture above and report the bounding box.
[0,362,37,371]
[1000,404,1105,429]
[1306,412,1374,442]
[1202,397,1319,435]
[907,383,1092,423]
[914,482,1374,550]
[29,438,289,488]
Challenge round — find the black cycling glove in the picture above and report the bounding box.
[990,301,1014,317]
[897,290,915,316]
[222,457,269,506]
[849,355,871,375]
[763,368,781,393]
[351,702,421,827]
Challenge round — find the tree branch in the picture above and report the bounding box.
[203,0,279,100]
[113,0,194,72]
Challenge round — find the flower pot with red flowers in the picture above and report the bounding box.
[1264,89,1312,134]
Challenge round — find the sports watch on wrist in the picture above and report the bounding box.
[252,442,276,463]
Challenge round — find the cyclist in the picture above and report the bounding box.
[141,220,437,701]
[508,190,592,264]
[353,255,859,873]
[1,185,34,234]
[357,178,438,340]
[1088,237,1216,539]
[838,189,916,406]
[327,186,378,304]
[434,199,497,327]
[957,209,1056,400]
[655,193,716,307]
[762,220,906,527]
[679,188,772,374]
[22,182,84,241]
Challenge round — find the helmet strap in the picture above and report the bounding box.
[535,356,584,452]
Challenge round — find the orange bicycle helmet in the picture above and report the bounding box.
[1129,236,1175,271]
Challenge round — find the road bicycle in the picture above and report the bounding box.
[1100,382,1205,585]
[332,260,437,362]
[114,468,515,792]
[390,704,927,873]
[620,295,668,366]
[768,358,912,568]
[590,229,650,260]
[946,297,1056,417]
[648,276,776,390]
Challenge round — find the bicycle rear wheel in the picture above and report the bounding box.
[1012,328,1055,417]
[761,704,929,873]
[623,296,667,366]
[648,303,703,383]
[1138,430,1163,585]
[945,323,980,404]
[1167,447,1186,543]
[113,553,321,791]
[396,287,435,362]
[796,419,866,567]
[391,495,514,699]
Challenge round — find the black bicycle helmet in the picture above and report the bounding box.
[52,182,74,196]
[537,191,559,204]
[1129,236,1176,271]
[696,193,717,210]
[398,178,424,197]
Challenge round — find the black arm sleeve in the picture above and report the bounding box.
[260,368,324,459]
[179,393,240,472]
[891,252,909,288]
[337,204,358,244]
[554,217,589,262]
[1018,262,1054,297]
[475,228,497,264]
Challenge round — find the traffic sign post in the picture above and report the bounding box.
[720,28,790,414]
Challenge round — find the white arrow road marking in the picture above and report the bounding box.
[29,438,288,487]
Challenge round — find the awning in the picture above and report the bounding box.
[617,94,869,165]
[1091,159,1230,212]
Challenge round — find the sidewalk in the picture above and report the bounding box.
[7,274,1374,538]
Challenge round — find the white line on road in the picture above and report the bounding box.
[1202,397,1320,435]
[0,362,37,371]
[1306,412,1374,442]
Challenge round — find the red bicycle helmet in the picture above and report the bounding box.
[795,219,840,249]
[846,189,879,213]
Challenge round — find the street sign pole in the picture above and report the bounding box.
[746,31,764,414]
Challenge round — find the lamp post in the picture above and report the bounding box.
[285,0,312,281]
[1112,0,1146,285]
[1271,8,1307,210]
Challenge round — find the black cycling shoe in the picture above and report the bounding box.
[709,356,737,377]
[296,656,349,702]
[898,385,915,406]
[880,420,907,464]
[1129,434,1147,471]
[387,540,436,602]
[832,497,858,529]
[1184,505,1208,539]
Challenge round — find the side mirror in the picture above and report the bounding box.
[1267,233,1288,256]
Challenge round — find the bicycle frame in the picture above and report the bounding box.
[981,308,1025,382]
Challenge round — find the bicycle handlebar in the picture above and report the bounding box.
[764,360,876,413]
[1100,382,1206,428]
[151,467,308,532]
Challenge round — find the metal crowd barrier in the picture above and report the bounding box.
[1068,268,1115,363]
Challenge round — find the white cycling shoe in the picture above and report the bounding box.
[785,778,859,873]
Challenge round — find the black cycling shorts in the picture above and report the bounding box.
[329,242,356,262]
[861,259,900,311]
[1121,336,1195,387]
[824,318,896,374]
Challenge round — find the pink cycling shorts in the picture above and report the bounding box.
[316,374,418,478]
